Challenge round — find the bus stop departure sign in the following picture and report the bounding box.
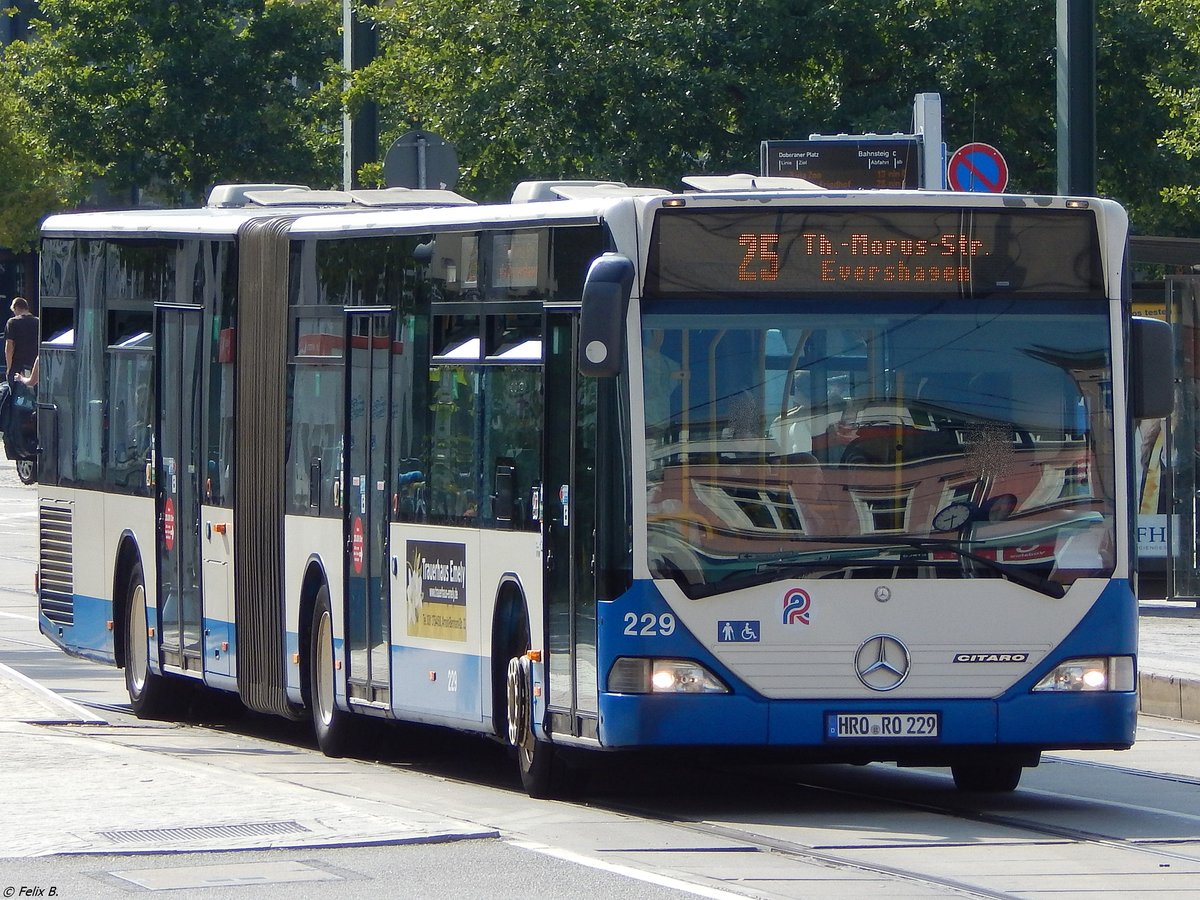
[761,139,921,190]
[947,142,1008,193]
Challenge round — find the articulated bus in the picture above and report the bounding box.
[37,177,1171,796]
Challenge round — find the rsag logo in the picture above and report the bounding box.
[782,588,812,625]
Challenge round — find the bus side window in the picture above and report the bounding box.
[427,365,480,523]
[396,457,427,521]
[481,366,543,529]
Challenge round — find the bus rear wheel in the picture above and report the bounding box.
[951,761,1023,793]
[506,653,556,798]
[124,562,182,719]
[309,585,353,757]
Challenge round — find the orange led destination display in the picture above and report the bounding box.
[645,208,1104,299]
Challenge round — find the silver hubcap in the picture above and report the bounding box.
[315,610,335,726]
[128,583,148,694]
[506,655,529,749]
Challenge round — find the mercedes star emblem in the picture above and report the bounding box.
[854,634,911,691]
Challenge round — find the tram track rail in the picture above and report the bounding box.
[596,746,1200,898]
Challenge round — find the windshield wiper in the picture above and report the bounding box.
[761,536,1066,598]
[872,536,1063,598]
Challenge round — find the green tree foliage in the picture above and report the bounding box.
[3,0,343,205]
[0,73,83,250]
[3,0,1197,238]
[1141,0,1200,223]
[356,0,1197,233]
[355,0,866,199]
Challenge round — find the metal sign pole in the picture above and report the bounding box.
[1057,0,1096,196]
[342,0,378,190]
[913,93,945,190]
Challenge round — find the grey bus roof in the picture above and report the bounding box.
[349,188,475,207]
[207,183,475,209]
[206,183,311,207]
[286,194,619,236]
[239,187,476,208]
[239,188,354,207]
[40,191,618,240]
[510,180,669,202]
[42,187,479,238]
[682,173,825,192]
[42,206,291,237]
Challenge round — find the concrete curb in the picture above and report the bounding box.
[1138,671,1200,723]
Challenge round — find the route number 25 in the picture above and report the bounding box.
[738,232,780,282]
[623,612,677,636]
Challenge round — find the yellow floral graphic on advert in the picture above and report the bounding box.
[406,540,467,641]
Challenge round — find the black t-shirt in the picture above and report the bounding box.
[5,313,38,373]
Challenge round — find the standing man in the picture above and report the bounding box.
[5,296,38,385]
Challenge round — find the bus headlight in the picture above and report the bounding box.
[1031,656,1135,692]
[607,657,728,694]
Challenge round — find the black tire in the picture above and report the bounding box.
[506,653,558,798]
[309,585,354,757]
[951,762,1023,793]
[124,561,183,718]
[15,457,36,484]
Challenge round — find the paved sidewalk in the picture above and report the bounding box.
[1136,598,1200,721]
[0,663,496,858]
[0,719,495,859]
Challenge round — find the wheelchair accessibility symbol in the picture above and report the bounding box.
[718,620,760,643]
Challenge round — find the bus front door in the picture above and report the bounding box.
[156,305,205,673]
[345,311,392,705]
[543,313,600,739]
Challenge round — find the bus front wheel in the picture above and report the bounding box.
[506,653,556,798]
[309,586,353,757]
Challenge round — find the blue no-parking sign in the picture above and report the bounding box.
[947,142,1009,193]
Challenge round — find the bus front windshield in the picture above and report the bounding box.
[642,300,1115,598]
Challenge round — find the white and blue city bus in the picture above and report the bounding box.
[36,177,1172,796]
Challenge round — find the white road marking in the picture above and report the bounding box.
[507,840,750,899]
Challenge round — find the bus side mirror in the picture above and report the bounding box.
[1129,316,1175,420]
[579,253,634,378]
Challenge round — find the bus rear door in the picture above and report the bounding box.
[156,304,205,674]
[344,310,393,706]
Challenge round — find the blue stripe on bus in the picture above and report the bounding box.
[40,594,115,664]
[596,579,1137,749]
[997,577,1137,745]
[280,632,485,723]
[599,691,1135,748]
[203,619,236,678]
[390,646,483,721]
